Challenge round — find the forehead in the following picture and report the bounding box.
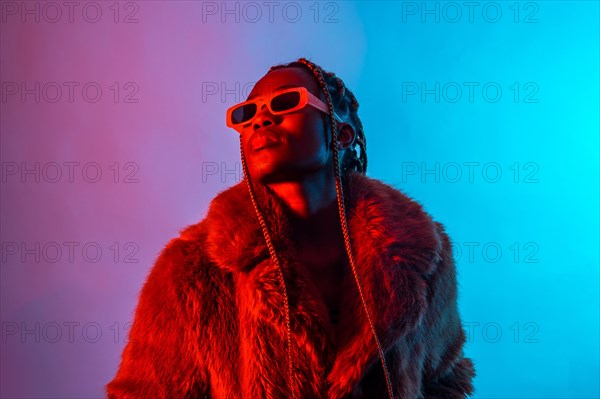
[248,67,323,101]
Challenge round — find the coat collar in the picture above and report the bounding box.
[190,172,443,398]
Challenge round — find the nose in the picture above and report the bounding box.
[252,104,275,131]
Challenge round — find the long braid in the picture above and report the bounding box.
[296,58,395,399]
[348,93,368,173]
[239,142,299,399]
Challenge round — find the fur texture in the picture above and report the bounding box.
[105,172,476,398]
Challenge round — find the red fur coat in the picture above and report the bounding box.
[106,172,476,398]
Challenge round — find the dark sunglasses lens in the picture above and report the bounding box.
[231,103,257,124]
[271,91,300,112]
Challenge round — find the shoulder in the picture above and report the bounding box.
[348,173,446,274]
[367,175,452,252]
[348,173,438,224]
[140,220,229,305]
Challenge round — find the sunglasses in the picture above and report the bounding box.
[226,86,342,134]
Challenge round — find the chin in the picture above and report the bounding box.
[254,169,289,184]
[245,162,280,183]
[247,164,301,184]
[244,154,320,184]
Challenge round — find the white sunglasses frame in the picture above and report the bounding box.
[226,86,343,134]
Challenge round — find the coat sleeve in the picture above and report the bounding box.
[105,238,212,399]
[421,223,476,398]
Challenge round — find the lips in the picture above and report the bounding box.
[250,132,281,151]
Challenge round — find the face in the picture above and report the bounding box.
[238,67,334,184]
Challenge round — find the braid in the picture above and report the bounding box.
[334,76,345,98]
[349,95,367,173]
[295,60,341,177]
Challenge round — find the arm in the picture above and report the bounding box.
[105,238,211,399]
[422,223,476,398]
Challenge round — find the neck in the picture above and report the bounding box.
[266,172,337,219]
[265,169,345,250]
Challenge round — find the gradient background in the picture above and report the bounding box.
[1,1,598,398]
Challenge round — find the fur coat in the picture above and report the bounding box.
[105,172,476,399]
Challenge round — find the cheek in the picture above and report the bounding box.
[282,114,328,151]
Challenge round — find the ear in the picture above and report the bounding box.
[336,123,355,150]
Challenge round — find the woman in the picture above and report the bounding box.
[105,58,476,398]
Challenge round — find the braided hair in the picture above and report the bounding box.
[238,58,395,399]
[267,59,367,176]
